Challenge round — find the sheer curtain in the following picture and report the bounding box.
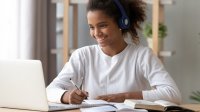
[0,0,19,59]
[0,0,56,85]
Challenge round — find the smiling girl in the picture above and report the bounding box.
[47,0,181,104]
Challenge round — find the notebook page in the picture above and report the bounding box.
[80,105,116,112]
[154,100,178,107]
[83,100,109,104]
[81,100,148,112]
[80,104,148,112]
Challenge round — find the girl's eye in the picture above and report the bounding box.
[99,24,107,28]
[88,24,107,30]
[89,26,94,30]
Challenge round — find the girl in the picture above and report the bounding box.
[47,0,181,104]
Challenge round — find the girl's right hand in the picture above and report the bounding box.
[61,89,88,104]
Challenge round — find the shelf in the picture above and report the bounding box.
[159,51,175,57]
[51,0,88,4]
[51,48,76,56]
[144,0,175,5]
[52,0,174,5]
[70,0,88,4]
[51,0,63,4]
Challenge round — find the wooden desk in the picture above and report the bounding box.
[0,108,80,112]
[2,104,200,112]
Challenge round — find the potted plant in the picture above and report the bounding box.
[143,23,167,50]
[190,91,200,103]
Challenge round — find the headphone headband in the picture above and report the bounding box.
[113,0,130,29]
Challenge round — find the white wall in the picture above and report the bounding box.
[164,0,200,103]
[74,0,200,103]
[77,5,95,47]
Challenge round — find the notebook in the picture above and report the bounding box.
[0,59,106,111]
[81,100,148,112]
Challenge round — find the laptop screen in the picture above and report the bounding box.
[0,60,49,111]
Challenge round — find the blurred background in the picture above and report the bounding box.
[0,0,200,103]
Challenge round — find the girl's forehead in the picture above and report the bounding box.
[87,10,113,21]
[87,10,106,17]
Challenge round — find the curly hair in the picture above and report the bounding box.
[87,0,146,44]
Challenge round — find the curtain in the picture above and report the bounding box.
[0,0,19,59]
[0,0,56,85]
[20,0,56,85]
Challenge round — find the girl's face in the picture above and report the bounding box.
[87,10,123,48]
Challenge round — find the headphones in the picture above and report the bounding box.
[113,0,130,30]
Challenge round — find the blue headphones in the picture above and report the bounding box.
[113,0,130,29]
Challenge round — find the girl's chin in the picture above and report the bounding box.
[98,42,107,47]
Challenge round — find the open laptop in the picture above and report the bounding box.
[0,59,101,111]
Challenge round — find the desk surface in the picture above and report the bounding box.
[2,104,200,112]
[0,108,80,112]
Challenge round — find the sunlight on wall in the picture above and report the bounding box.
[0,0,19,59]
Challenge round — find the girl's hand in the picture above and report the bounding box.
[96,93,125,102]
[96,92,142,102]
[61,89,88,104]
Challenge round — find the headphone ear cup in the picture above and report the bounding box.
[113,0,130,30]
[118,16,130,29]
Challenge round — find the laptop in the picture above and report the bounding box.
[0,59,100,111]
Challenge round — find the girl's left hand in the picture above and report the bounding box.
[96,93,125,102]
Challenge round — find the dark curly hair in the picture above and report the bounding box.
[87,0,146,44]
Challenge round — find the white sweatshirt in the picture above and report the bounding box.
[47,43,181,104]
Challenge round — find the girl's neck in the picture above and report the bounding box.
[101,40,127,57]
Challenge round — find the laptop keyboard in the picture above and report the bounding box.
[48,102,112,111]
[49,102,82,110]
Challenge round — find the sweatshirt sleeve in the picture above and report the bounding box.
[139,47,181,104]
[46,49,85,103]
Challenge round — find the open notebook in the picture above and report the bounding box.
[81,100,148,112]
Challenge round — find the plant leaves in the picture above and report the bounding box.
[190,91,200,102]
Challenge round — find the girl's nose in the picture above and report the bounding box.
[94,29,103,37]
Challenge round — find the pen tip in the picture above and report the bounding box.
[69,78,71,80]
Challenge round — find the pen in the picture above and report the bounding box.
[70,78,88,99]
[70,78,81,90]
[79,77,84,89]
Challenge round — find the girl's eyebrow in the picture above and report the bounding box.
[97,21,107,24]
[88,21,108,26]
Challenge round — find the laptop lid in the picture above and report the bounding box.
[0,60,49,111]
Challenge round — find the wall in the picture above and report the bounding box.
[69,0,200,103]
[77,5,95,47]
[164,0,200,103]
